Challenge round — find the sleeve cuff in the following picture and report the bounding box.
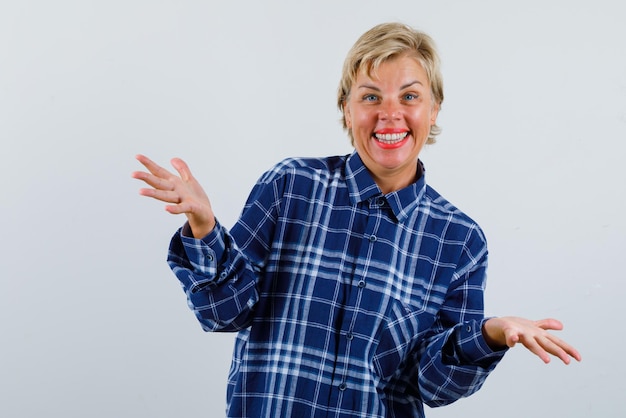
[179,219,228,277]
[444,319,507,368]
[453,318,508,366]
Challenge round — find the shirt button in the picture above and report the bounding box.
[466,325,472,332]
[357,280,366,288]
[219,271,228,279]
[346,332,354,340]
[369,235,377,242]
[338,382,347,391]
[377,198,385,206]
[206,254,214,261]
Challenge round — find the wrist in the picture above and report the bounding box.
[482,318,508,350]
[189,217,216,239]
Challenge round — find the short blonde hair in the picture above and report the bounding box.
[337,22,444,144]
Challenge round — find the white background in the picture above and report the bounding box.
[1,1,624,417]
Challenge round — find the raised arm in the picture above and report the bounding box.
[131,154,215,238]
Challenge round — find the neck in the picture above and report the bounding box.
[374,162,422,194]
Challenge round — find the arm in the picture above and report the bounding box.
[416,226,581,407]
[132,155,281,331]
[416,244,506,407]
[132,155,261,331]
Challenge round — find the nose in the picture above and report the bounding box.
[379,99,402,121]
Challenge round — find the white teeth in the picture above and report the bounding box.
[374,132,408,143]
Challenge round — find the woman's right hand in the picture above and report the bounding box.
[132,154,216,238]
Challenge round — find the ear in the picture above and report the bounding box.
[343,102,352,129]
[430,102,440,126]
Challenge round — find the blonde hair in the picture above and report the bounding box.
[337,22,444,144]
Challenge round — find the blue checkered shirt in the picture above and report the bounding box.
[167,151,506,417]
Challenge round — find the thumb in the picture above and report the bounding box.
[171,157,191,182]
[505,330,520,348]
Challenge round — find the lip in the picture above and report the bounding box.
[374,128,408,135]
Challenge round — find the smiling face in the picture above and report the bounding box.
[344,54,439,193]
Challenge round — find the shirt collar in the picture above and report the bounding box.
[345,151,427,222]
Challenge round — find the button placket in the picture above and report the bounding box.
[369,196,386,209]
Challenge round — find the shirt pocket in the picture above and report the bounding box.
[371,298,427,383]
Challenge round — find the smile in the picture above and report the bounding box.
[374,131,408,145]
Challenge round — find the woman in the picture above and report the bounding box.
[133,22,580,418]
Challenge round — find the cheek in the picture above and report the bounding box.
[352,109,375,129]
[353,117,374,139]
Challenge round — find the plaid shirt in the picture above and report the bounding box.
[167,151,505,418]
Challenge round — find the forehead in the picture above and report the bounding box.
[355,55,429,85]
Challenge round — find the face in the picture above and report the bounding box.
[344,55,439,193]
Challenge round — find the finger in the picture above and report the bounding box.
[171,157,192,182]
[165,199,200,215]
[546,334,582,363]
[518,335,552,364]
[165,202,188,215]
[537,335,571,364]
[130,170,147,181]
[135,154,175,179]
[134,171,176,192]
[135,154,159,172]
[536,319,582,363]
[138,188,181,204]
[535,318,564,331]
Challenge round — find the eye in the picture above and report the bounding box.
[362,94,379,102]
[403,93,418,101]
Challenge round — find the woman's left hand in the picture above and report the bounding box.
[482,317,582,364]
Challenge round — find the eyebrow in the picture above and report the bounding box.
[357,80,424,91]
